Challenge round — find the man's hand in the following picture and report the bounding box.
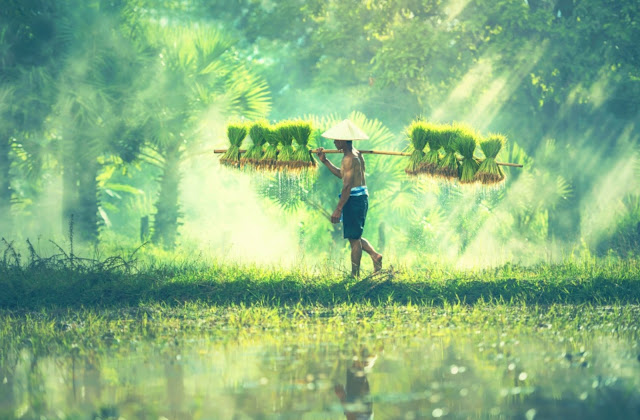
[331,207,341,224]
[334,384,346,400]
[316,147,327,163]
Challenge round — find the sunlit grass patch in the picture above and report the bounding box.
[2,302,640,358]
[2,238,640,310]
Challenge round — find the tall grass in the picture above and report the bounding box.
[2,239,640,309]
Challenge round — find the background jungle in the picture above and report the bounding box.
[1,0,639,267]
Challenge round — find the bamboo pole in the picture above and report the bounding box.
[212,148,523,168]
[212,148,406,155]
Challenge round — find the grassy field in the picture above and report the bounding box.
[3,300,640,354]
[1,241,640,310]
[2,244,640,419]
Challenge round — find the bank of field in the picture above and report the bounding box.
[1,250,640,309]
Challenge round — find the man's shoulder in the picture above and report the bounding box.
[341,154,355,164]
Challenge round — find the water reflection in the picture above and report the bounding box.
[1,330,640,418]
[334,347,377,420]
[165,352,188,420]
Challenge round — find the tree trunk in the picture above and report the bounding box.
[153,144,182,249]
[76,157,100,243]
[62,139,79,239]
[62,136,101,243]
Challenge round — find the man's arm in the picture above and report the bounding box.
[318,149,342,179]
[331,157,354,223]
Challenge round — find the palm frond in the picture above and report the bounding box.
[225,66,272,119]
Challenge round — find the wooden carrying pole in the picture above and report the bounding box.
[213,148,523,168]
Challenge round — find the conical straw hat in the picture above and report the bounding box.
[321,119,369,141]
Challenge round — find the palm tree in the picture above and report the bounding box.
[137,23,271,248]
[0,1,60,235]
[51,0,152,242]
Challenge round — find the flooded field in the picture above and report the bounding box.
[2,304,639,419]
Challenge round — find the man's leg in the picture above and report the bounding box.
[361,237,383,272]
[348,238,363,277]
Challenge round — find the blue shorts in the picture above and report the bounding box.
[342,187,369,239]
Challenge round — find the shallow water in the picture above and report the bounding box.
[2,310,640,419]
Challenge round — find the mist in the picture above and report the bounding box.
[180,153,299,267]
[1,0,639,270]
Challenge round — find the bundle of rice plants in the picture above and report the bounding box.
[435,126,459,180]
[220,122,247,167]
[291,120,316,170]
[241,120,268,168]
[420,122,444,175]
[453,123,480,184]
[475,134,506,185]
[259,125,279,171]
[405,120,429,175]
[275,121,296,170]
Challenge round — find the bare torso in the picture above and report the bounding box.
[341,149,366,189]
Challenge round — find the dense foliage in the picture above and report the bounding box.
[1,0,639,261]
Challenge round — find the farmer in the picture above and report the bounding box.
[316,119,383,277]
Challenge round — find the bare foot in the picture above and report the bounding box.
[372,254,383,272]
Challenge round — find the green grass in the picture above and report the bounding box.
[2,301,640,361]
[2,242,640,310]
[2,243,640,420]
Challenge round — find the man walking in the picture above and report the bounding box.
[316,119,383,277]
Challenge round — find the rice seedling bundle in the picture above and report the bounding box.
[242,120,268,167]
[405,120,429,175]
[291,120,316,170]
[453,124,480,184]
[276,121,296,169]
[436,127,459,180]
[220,122,247,167]
[421,122,444,175]
[475,134,506,184]
[259,125,280,171]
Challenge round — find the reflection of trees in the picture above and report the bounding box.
[81,352,102,409]
[3,325,639,419]
[0,353,17,418]
[26,354,48,417]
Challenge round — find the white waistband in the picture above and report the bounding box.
[350,186,368,197]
